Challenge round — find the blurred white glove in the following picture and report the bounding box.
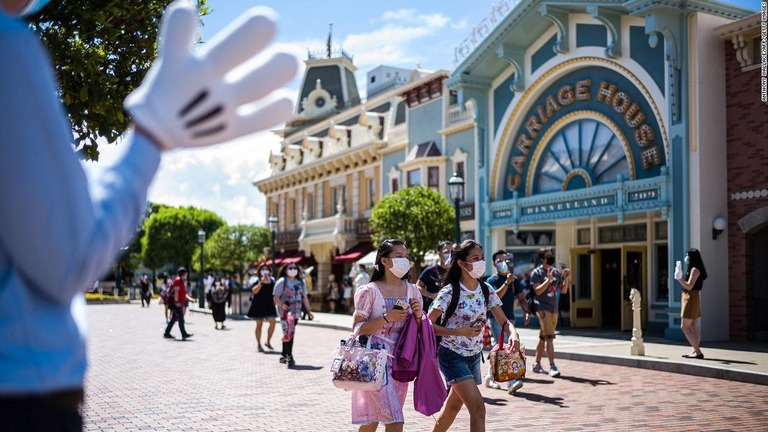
[125,0,299,150]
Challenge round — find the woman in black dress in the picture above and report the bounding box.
[246,264,277,352]
[210,280,230,330]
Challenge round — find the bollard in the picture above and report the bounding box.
[629,288,645,356]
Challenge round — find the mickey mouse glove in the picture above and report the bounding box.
[125,0,299,150]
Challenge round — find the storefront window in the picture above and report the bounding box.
[655,221,668,240]
[577,228,591,245]
[598,223,646,243]
[505,230,555,246]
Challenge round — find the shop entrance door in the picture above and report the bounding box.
[569,248,600,327]
[600,249,622,328]
[621,246,646,331]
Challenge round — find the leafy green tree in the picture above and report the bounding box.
[141,206,224,273]
[30,0,210,160]
[370,186,455,273]
[193,225,271,282]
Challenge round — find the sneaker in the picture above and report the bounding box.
[279,356,287,364]
[264,342,274,350]
[182,334,193,341]
[257,345,264,353]
[286,356,295,367]
[532,363,546,374]
[163,333,175,339]
[549,365,561,377]
[507,379,523,394]
[483,376,501,389]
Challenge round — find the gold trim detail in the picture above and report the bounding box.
[525,111,634,196]
[491,56,670,200]
[562,168,592,191]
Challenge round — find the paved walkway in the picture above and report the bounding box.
[194,307,768,385]
[83,304,768,431]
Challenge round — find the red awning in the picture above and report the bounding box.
[253,251,316,268]
[333,242,375,264]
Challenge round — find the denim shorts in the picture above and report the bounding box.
[437,346,482,386]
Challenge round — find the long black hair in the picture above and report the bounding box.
[277,262,303,281]
[370,239,408,282]
[441,238,483,287]
[685,248,708,281]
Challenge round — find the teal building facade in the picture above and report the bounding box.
[446,0,754,339]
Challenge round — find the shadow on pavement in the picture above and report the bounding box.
[512,392,567,408]
[701,357,757,366]
[522,377,554,385]
[288,365,324,371]
[482,397,508,406]
[557,376,615,386]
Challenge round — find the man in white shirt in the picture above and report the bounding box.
[0,1,297,429]
[353,264,370,290]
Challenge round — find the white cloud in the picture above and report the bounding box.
[451,18,469,30]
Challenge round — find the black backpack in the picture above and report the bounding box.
[436,280,490,348]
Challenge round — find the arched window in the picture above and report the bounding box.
[534,119,630,194]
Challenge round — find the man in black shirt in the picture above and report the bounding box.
[417,240,453,312]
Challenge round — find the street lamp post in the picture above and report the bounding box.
[268,214,278,276]
[448,172,465,245]
[198,229,205,309]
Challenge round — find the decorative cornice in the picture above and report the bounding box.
[539,4,570,54]
[440,121,476,136]
[715,13,761,70]
[588,6,622,59]
[254,142,384,194]
[496,43,526,92]
[445,74,494,90]
[624,0,754,20]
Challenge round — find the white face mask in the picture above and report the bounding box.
[443,253,452,266]
[684,256,690,264]
[287,269,298,277]
[388,258,411,279]
[466,260,486,279]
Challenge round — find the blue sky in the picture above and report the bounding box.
[85,0,760,226]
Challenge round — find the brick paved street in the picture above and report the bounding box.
[84,305,768,431]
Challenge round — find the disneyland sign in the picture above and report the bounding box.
[521,194,616,216]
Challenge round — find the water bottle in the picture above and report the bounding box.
[674,260,683,280]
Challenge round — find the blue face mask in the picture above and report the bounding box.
[497,261,509,274]
[21,0,52,16]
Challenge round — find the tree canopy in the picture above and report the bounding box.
[141,206,224,271]
[369,186,455,272]
[30,0,210,160]
[192,224,271,280]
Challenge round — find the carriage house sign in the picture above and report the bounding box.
[503,66,666,198]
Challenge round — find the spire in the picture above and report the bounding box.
[327,22,333,58]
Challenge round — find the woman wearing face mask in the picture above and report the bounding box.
[246,264,277,353]
[428,239,520,432]
[675,248,708,359]
[273,263,314,367]
[351,239,423,432]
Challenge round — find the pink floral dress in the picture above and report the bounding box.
[351,282,422,426]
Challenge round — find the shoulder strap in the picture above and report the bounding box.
[439,282,462,326]
[480,281,490,307]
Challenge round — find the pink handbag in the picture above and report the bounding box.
[330,333,387,391]
[488,327,526,383]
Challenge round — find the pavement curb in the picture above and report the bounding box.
[540,350,768,386]
[189,308,768,386]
